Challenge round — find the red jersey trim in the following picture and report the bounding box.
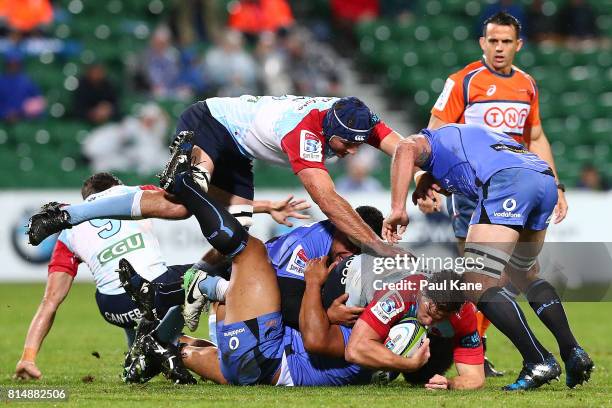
[48,240,80,277]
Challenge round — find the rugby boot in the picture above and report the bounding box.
[141,334,197,385]
[157,130,194,191]
[564,346,594,388]
[502,354,562,391]
[482,337,504,377]
[27,202,72,246]
[182,267,211,332]
[122,342,162,384]
[117,258,157,321]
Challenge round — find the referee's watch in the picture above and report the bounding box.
[557,183,566,192]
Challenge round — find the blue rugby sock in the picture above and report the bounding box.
[65,191,138,225]
[155,306,184,345]
[198,275,224,302]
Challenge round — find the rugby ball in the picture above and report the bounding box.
[384,317,427,358]
[371,317,427,384]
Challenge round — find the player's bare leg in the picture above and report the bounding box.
[181,344,228,384]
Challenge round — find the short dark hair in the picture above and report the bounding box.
[422,270,466,314]
[81,172,122,199]
[356,206,383,238]
[483,11,521,38]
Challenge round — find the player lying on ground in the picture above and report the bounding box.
[184,205,385,340]
[117,163,479,387]
[28,95,404,256]
[182,253,484,389]
[14,173,193,383]
[382,123,593,390]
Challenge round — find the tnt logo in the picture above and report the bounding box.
[484,107,528,129]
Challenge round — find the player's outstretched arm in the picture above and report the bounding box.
[14,272,73,380]
[526,125,568,223]
[253,195,311,227]
[299,257,346,358]
[297,168,391,255]
[346,319,430,372]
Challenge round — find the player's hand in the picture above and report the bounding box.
[326,293,364,327]
[425,374,449,390]
[406,338,430,371]
[269,195,311,227]
[382,209,409,243]
[416,195,440,214]
[14,360,42,380]
[553,189,568,224]
[304,256,332,287]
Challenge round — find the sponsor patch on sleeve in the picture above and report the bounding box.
[458,331,482,349]
[299,130,323,162]
[370,290,405,324]
[286,245,309,277]
[433,78,455,111]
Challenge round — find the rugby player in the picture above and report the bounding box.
[128,174,470,385]
[382,124,593,390]
[183,206,384,336]
[423,11,568,376]
[341,255,485,390]
[13,173,194,383]
[27,95,404,256]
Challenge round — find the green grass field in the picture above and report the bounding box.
[1,283,610,407]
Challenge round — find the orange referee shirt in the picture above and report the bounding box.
[431,59,540,146]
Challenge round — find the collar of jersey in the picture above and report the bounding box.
[481,57,515,78]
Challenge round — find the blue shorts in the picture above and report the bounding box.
[175,102,254,200]
[95,264,188,329]
[217,311,284,385]
[446,194,477,239]
[471,168,557,231]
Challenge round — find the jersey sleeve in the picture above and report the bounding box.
[48,232,81,277]
[431,73,465,123]
[139,184,164,191]
[451,303,484,365]
[367,121,393,149]
[525,78,541,129]
[281,128,328,174]
[359,289,408,339]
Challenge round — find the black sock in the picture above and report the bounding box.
[525,279,578,361]
[174,172,248,257]
[478,287,549,363]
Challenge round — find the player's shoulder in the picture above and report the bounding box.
[512,65,538,87]
[450,60,487,80]
[449,302,478,331]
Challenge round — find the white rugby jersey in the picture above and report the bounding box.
[206,95,393,174]
[48,185,167,295]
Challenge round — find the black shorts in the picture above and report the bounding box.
[175,101,254,200]
[95,264,190,329]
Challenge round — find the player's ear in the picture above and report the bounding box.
[516,38,524,52]
[478,36,486,51]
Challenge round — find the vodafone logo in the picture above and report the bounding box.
[484,107,528,129]
[486,85,496,96]
[503,198,517,212]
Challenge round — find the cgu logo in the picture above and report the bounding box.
[98,233,144,264]
[484,107,529,129]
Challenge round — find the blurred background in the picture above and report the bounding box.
[0,0,610,281]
